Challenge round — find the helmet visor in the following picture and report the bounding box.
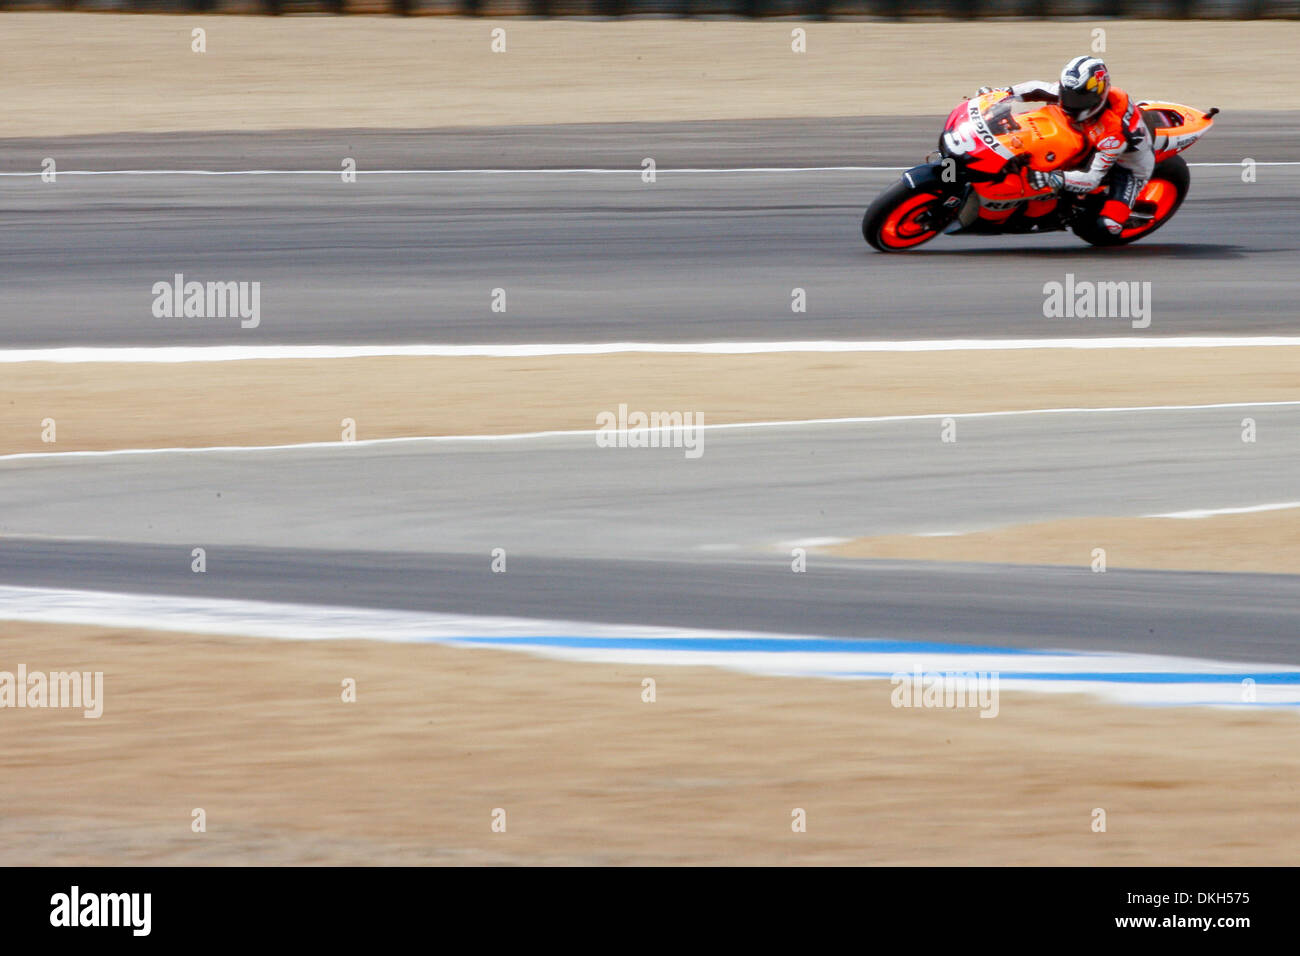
[1060,85,1103,120]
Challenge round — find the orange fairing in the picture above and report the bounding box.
[1006,110,1086,173]
[1139,101,1217,162]
[977,91,1088,174]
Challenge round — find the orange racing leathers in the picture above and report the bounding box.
[1006,80,1156,226]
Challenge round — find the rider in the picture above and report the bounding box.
[981,56,1154,235]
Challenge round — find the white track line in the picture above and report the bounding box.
[0,163,1297,177]
[4,399,1296,463]
[6,336,1300,363]
[1147,501,1300,519]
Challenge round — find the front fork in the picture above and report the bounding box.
[940,186,980,234]
[899,161,972,233]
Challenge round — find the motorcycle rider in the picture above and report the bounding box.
[980,56,1154,235]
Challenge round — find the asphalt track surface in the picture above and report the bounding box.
[3,408,1297,555]
[3,405,1298,661]
[1,113,1298,346]
[2,116,1298,667]
[5,541,1300,666]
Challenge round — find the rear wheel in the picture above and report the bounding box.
[862,179,948,252]
[1071,155,1190,247]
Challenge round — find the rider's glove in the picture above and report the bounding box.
[1027,169,1064,192]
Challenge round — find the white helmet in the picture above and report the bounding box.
[1059,55,1110,123]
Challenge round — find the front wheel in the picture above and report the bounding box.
[862,179,949,252]
[1071,155,1191,247]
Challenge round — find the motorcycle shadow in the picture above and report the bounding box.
[905,242,1246,260]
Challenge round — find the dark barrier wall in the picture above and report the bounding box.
[0,0,1290,16]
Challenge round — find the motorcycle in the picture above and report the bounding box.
[861,89,1217,252]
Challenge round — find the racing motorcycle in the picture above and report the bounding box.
[861,89,1217,252]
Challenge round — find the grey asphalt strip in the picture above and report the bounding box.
[1,406,1296,663]
[1,112,1293,170]
[2,539,1298,666]
[1,408,1295,558]
[0,116,1296,347]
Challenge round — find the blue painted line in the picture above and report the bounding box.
[831,670,1300,684]
[445,634,1054,655]
[440,635,1300,691]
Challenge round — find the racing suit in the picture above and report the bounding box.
[1006,80,1156,228]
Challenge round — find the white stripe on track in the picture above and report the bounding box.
[0,162,1297,177]
[6,336,1300,363]
[3,399,1296,462]
[1147,501,1300,519]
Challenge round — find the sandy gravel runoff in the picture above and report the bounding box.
[1,14,1295,136]
[827,508,1300,574]
[1,619,1296,866]
[5,346,1298,454]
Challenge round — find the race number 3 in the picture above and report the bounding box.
[943,125,977,156]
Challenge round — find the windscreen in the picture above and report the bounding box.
[981,98,1024,136]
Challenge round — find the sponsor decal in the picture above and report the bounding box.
[966,101,1015,160]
